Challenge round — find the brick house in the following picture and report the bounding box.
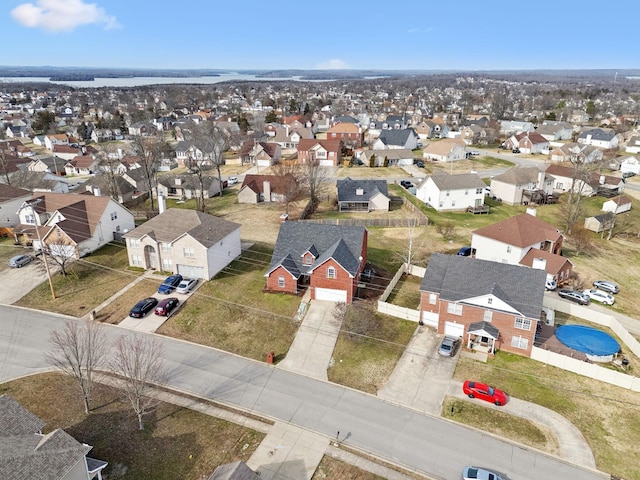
[326,122,365,149]
[419,253,546,357]
[297,139,342,167]
[265,222,368,303]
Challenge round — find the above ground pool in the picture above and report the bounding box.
[555,324,620,360]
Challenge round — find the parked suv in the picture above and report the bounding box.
[592,280,619,294]
[8,254,33,268]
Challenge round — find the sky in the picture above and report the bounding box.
[2,0,639,71]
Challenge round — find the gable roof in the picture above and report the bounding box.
[578,128,615,141]
[519,249,573,275]
[297,138,341,152]
[472,212,562,247]
[377,128,417,146]
[420,253,546,319]
[0,183,31,202]
[122,208,240,247]
[428,172,486,190]
[0,395,94,480]
[267,222,366,278]
[337,177,388,203]
[492,166,550,185]
[422,138,466,155]
[240,174,296,195]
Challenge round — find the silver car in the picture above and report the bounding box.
[462,466,507,480]
[8,254,33,268]
[438,336,460,356]
[592,280,619,294]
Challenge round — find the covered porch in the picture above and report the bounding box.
[466,321,500,355]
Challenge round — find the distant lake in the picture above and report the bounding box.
[0,73,306,88]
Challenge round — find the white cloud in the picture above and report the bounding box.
[11,0,121,33]
[314,58,350,70]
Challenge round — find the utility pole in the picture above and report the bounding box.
[20,199,56,299]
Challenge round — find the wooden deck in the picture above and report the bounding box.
[466,205,490,214]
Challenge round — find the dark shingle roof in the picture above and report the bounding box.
[429,172,486,190]
[337,177,388,203]
[267,222,366,277]
[378,128,416,146]
[420,253,546,319]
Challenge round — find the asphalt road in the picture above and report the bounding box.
[0,305,607,480]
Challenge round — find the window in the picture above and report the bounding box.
[326,266,336,279]
[56,227,62,238]
[183,247,195,258]
[110,212,118,221]
[161,243,171,252]
[465,190,469,195]
[506,246,512,253]
[129,238,140,247]
[303,255,313,265]
[429,293,437,305]
[25,214,35,224]
[514,317,532,331]
[447,302,462,316]
[483,310,493,322]
[446,191,450,197]
[278,275,285,287]
[162,258,173,270]
[131,254,142,266]
[476,188,483,194]
[511,336,529,350]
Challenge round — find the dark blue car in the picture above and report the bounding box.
[457,246,476,257]
[158,274,183,294]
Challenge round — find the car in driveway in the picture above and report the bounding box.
[158,274,183,294]
[592,280,619,294]
[8,254,34,268]
[545,279,557,291]
[462,380,509,406]
[176,277,197,294]
[583,288,615,305]
[557,289,590,305]
[154,297,179,316]
[129,297,159,318]
[462,466,507,480]
[438,336,460,356]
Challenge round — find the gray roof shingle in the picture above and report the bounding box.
[420,253,546,319]
[337,177,388,203]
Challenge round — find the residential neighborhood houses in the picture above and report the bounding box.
[1,71,640,480]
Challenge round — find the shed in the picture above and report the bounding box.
[602,195,632,215]
[584,212,615,233]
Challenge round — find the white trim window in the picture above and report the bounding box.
[429,293,437,305]
[161,243,171,253]
[447,302,462,316]
[514,317,532,331]
[278,275,285,287]
[483,310,493,322]
[129,238,140,248]
[131,254,142,266]
[511,336,529,350]
[183,247,195,258]
[326,266,336,279]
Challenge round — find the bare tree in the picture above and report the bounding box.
[110,334,167,430]
[271,162,304,215]
[560,156,602,235]
[182,121,219,212]
[300,157,330,215]
[0,146,11,185]
[396,214,426,267]
[46,319,106,414]
[35,237,81,276]
[96,142,126,201]
[131,132,170,212]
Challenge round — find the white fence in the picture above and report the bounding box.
[377,263,423,323]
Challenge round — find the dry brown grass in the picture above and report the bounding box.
[0,372,265,480]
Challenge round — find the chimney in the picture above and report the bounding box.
[284,124,290,136]
[93,187,101,196]
[175,177,182,185]
[526,207,537,216]
[537,170,545,190]
[356,187,364,196]
[532,258,547,271]
[263,180,271,203]
[158,194,166,214]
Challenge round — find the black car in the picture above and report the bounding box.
[129,297,159,318]
[512,148,521,153]
[557,289,590,305]
[400,180,414,189]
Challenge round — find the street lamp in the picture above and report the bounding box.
[19,199,56,299]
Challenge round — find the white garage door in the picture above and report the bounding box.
[177,264,205,280]
[444,321,464,338]
[421,311,439,328]
[315,287,347,302]
[320,160,334,167]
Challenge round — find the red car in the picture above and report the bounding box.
[154,297,179,317]
[462,380,508,406]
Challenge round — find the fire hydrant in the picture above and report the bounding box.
[266,351,275,364]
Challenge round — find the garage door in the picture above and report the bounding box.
[315,287,347,302]
[177,264,205,280]
[421,311,439,328]
[444,321,464,338]
[320,160,334,167]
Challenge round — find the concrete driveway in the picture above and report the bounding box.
[377,325,458,415]
[0,259,50,304]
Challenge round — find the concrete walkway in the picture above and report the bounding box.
[276,299,341,381]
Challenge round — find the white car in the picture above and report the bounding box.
[583,288,615,306]
[462,466,506,480]
[228,176,238,185]
[176,278,197,294]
